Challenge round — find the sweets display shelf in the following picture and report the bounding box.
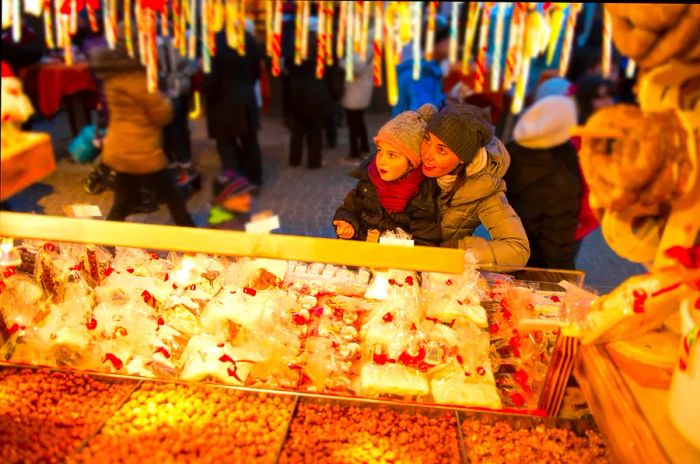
[0,132,56,201]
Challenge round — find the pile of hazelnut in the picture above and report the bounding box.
[461,419,609,463]
[280,402,461,463]
[71,381,295,463]
[0,367,136,463]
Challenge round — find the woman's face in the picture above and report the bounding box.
[376,141,411,181]
[421,132,462,178]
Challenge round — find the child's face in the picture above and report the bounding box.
[222,192,252,213]
[376,141,411,181]
[421,131,462,178]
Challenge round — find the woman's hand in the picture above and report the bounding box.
[333,220,355,239]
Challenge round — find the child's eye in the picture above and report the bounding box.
[437,147,446,154]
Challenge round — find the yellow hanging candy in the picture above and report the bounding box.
[547,4,566,66]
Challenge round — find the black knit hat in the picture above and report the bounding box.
[425,103,494,164]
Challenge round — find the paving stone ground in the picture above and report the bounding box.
[2,108,644,292]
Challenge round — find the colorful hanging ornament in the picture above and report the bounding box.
[384,4,398,106]
[271,0,282,77]
[87,1,99,32]
[301,0,310,60]
[44,4,55,49]
[70,0,78,36]
[372,1,383,87]
[546,3,566,65]
[359,0,370,62]
[62,14,72,64]
[294,0,303,64]
[345,0,354,82]
[625,58,636,78]
[189,0,198,59]
[336,0,346,59]
[602,5,612,78]
[558,3,581,78]
[236,0,245,56]
[316,1,326,79]
[412,2,422,80]
[425,1,436,61]
[461,1,482,76]
[137,0,147,64]
[353,1,361,54]
[225,0,238,51]
[325,2,334,66]
[55,0,63,47]
[12,0,21,42]
[512,7,542,114]
[124,0,134,57]
[474,2,493,94]
[491,2,507,92]
[504,2,525,91]
[201,0,211,73]
[448,2,460,64]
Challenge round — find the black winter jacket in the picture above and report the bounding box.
[333,157,442,247]
[504,141,583,269]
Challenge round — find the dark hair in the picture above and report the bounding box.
[574,74,617,123]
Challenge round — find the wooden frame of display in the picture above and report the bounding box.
[0,212,465,274]
[0,132,56,201]
[575,344,700,464]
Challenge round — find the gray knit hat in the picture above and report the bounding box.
[374,103,438,168]
[425,103,494,164]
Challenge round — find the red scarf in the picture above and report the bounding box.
[367,159,425,213]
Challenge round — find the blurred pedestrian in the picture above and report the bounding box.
[89,25,195,227]
[208,170,257,231]
[204,28,263,186]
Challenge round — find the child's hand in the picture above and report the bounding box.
[333,220,354,239]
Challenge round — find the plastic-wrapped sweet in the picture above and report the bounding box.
[430,363,502,409]
[422,270,488,327]
[167,252,227,294]
[285,261,371,296]
[180,334,261,385]
[359,363,430,397]
[301,336,358,392]
[0,273,45,338]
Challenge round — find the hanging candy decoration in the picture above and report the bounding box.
[558,3,581,78]
[172,0,181,48]
[601,5,612,79]
[54,0,63,48]
[359,0,370,62]
[345,0,354,82]
[448,2,460,65]
[62,13,72,64]
[12,0,21,42]
[626,58,636,78]
[201,0,211,73]
[398,1,411,44]
[512,7,542,114]
[372,1,383,87]
[425,1,436,61]
[294,0,303,64]
[70,0,78,36]
[301,0,310,60]
[316,0,326,79]
[160,5,168,37]
[474,2,493,95]
[189,0,198,59]
[178,0,187,55]
[353,1,361,54]
[271,0,282,77]
[225,0,238,51]
[143,3,162,93]
[136,0,148,64]
[87,1,99,32]
[44,2,55,49]
[124,0,134,57]
[384,4,398,106]
[325,2,334,66]
[101,0,113,48]
[264,0,272,56]
[336,0,346,59]
[211,0,224,32]
[491,2,507,92]
[546,3,566,65]
[504,2,526,91]
[236,0,245,56]
[461,1,482,76]
[412,1,422,80]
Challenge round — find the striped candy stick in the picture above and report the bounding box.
[354,1,361,54]
[359,0,370,62]
[161,5,169,37]
[62,14,73,64]
[412,2,422,80]
[372,1,383,87]
[265,0,273,57]
[425,1,436,61]
[558,3,581,77]
[384,5,398,106]
[448,2,460,64]
[236,0,245,56]
[546,3,566,65]
[189,0,199,59]
[474,2,493,94]
[124,0,134,57]
[70,0,78,35]
[44,4,55,49]
[202,0,211,73]
[87,2,99,32]
[336,1,346,60]
[511,8,540,114]
[345,0,354,82]
[294,0,303,64]
[146,9,158,93]
[503,3,521,91]
[316,1,326,79]
[490,2,507,92]
[271,0,283,77]
[461,2,481,76]
[325,2,334,66]
[601,5,612,78]
[225,0,238,51]
[301,1,310,60]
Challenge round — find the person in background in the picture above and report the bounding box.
[420,103,530,265]
[158,33,199,187]
[204,26,263,186]
[504,95,582,269]
[392,17,450,116]
[570,74,618,257]
[333,104,441,246]
[285,17,334,169]
[208,170,257,231]
[339,32,374,164]
[89,25,195,227]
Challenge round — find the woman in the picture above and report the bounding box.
[89,25,195,227]
[420,103,530,265]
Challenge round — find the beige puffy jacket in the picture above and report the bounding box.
[438,138,531,266]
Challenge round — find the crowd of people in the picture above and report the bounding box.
[1,3,632,271]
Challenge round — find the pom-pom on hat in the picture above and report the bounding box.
[374,103,437,168]
[212,170,257,205]
[514,95,578,149]
[425,103,494,165]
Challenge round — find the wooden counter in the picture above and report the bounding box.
[0,132,56,201]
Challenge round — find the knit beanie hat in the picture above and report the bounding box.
[374,103,437,168]
[212,170,257,205]
[425,103,494,164]
[535,77,573,102]
[513,95,578,149]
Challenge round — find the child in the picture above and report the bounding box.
[208,171,257,230]
[333,104,441,246]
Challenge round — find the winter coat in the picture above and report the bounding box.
[334,157,442,247]
[392,59,445,117]
[438,138,530,266]
[89,49,173,175]
[204,30,260,139]
[504,141,582,269]
[284,33,334,118]
[341,49,374,110]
